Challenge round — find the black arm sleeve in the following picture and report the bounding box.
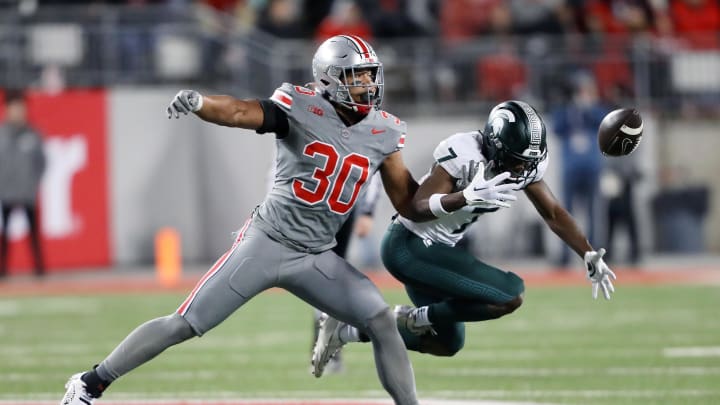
[256,99,290,138]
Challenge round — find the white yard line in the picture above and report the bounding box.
[425,389,719,399]
[663,346,720,357]
[436,366,720,377]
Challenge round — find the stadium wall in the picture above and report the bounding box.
[108,89,673,265]
[6,88,714,271]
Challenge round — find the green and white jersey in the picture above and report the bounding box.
[254,82,406,252]
[398,130,548,247]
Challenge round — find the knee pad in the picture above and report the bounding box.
[162,313,197,342]
[363,307,396,341]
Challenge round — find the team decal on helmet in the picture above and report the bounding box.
[515,100,543,158]
[340,34,377,63]
[490,108,515,132]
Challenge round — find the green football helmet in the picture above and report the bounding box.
[481,100,547,183]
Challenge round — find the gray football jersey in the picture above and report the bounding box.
[254,82,406,252]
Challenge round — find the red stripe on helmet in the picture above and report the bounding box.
[342,35,370,58]
[348,35,370,55]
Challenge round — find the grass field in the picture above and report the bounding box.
[1,278,719,404]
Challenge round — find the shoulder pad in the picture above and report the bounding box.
[434,132,484,180]
[378,110,405,129]
[377,110,407,150]
[269,83,322,112]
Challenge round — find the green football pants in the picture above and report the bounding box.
[381,221,525,354]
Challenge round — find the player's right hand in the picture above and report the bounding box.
[583,248,617,300]
[462,163,517,208]
[167,90,203,119]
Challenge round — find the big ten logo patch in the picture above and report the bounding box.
[308,105,324,116]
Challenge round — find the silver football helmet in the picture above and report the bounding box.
[312,35,384,112]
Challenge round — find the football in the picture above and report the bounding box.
[597,108,643,156]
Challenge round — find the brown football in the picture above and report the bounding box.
[597,108,643,157]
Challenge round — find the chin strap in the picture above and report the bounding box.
[354,104,373,114]
[338,101,371,116]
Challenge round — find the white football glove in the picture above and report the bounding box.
[462,163,517,208]
[583,248,617,300]
[167,90,203,119]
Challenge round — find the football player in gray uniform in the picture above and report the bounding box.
[264,133,382,375]
[60,35,434,405]
[61,34,515,405]
[311,100,617,376]
[60,32,521,405]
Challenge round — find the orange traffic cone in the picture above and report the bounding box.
[155,227,182,288]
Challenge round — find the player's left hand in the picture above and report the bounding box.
[583,248,617,300]
[167,90,203,119]
[462,163,517,208]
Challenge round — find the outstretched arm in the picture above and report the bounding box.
[380,156,465,222]
[407,164,466,221]
[409,160,518,215]
[409,161,517,222]
[167,90,265,129]
[197,96,265,129]
[525,179,616,299]
[524,179,592,256]
[380,154,516,222]
[379,151,420,220]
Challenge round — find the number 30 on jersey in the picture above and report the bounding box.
[292,141,370,214]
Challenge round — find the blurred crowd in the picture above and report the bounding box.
[207,0,718,108]
[28,0,715,46]
[1,0,718,116]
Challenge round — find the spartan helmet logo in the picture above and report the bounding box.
[491,117,505,136]
[490,108,515,140]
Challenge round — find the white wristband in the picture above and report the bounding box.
[428,193,450,217]
[193,94,204,112]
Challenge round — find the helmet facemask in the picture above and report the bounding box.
[330,65,383,113]
[492,143,545,183]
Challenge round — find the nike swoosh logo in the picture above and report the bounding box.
[371,128,385,135]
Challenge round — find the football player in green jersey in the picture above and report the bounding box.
[312,100,617,373]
